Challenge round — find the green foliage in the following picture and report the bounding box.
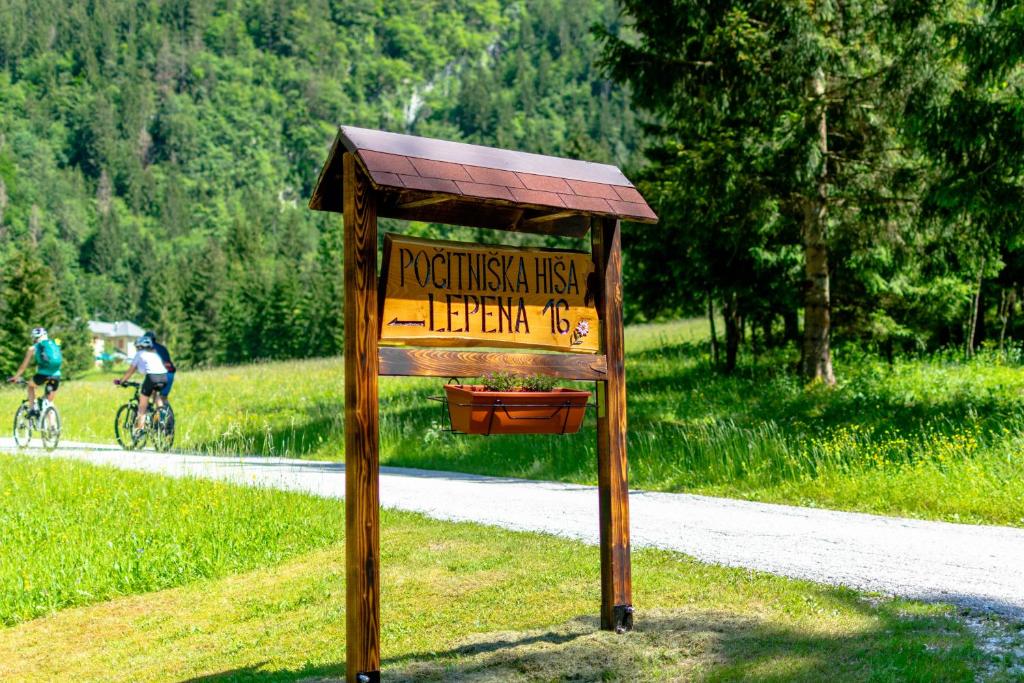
[0,460,989,681]
[0,247,91,377]
[906,2,1024,241]
[599,0,1024,369]
[386,320,1024,526]
[0,0,638,368]
[480,371,558,391]
[0,455,344,625]
[7,318,1024,526]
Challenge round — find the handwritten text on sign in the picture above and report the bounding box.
[379,234,599,353]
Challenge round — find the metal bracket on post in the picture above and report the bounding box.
[356,672,381,683]
[613,604,634,634]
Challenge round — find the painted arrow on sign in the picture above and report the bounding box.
[388,317,426,327]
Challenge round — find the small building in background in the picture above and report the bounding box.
[88,320,146,366]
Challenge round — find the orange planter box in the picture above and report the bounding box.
[443,384,591,435]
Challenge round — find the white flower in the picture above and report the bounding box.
[571,320,590,345]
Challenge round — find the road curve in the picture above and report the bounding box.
[3,439,1022,619]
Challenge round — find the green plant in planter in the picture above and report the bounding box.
[480,372,558,392]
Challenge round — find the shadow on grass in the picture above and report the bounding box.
[183,599,978,682]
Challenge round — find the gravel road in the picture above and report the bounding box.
[4,439,1023,619]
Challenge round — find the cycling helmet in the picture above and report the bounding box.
[144,330,158,342]
[135,335,154,349]
[31,327,47,341]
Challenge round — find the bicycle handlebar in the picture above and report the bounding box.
[115,380,142,388]
[6,378,27,386]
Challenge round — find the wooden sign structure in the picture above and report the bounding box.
[380,234,600,353]
[309,125,657,683]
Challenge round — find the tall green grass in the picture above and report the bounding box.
[3,317,1024,524]
[0,455,342,625]
[379,324,1024,525]
[0,456,992,682]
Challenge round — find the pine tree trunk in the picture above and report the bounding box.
[966,260,984,358]
[998,288,1012,354]
[800,68,836,385]
[974,283,986,347]
[707,290,720,367]
[1009,287,1017,349]
[783,309,799,343]
[723,291,740,373]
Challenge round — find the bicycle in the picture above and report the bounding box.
[114,381,175,451]
[9,378,61,451]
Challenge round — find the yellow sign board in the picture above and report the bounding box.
[379,234,600,353]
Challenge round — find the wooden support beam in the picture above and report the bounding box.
[379,347,608,381]
[519,210,576,227]
[505,208,525,230]
[343,153,381,682]
[397,195,452,210]
[593,216,633,633]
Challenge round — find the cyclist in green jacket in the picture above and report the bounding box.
[7,327,63,417]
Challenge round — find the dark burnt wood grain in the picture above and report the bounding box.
[593,216,633,632]
[314,130,640,667]
[379,347,608,381]
[343,152,381,682]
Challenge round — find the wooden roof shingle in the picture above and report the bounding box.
[309,126,657,237]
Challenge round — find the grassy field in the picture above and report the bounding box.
[0,455,1014,681]
[0,455,342,625]
[3,319,1024,525]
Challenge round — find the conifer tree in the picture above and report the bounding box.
[906,2,1024,352]
[600,0,945,381]
[0,247,62,375]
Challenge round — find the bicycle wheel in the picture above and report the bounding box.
[149,409,169,450]
[40,406,61,451]
[164,402,175,438]
[114,404,136,450]
[114,404,135,449]
[154,404,174,452]
[13,403,31,448]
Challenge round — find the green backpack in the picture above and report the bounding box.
[36,339,62,374]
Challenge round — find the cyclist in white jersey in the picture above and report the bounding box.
[114,335,169,435]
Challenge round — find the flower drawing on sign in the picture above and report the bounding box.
[571,320,590,346]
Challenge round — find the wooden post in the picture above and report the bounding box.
[343,152,381,683]
[592,217,633,632]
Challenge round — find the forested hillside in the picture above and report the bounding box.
[602,1,1024,379]
[0,0,640,372]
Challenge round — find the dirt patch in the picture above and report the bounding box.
[382,610,759,681]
